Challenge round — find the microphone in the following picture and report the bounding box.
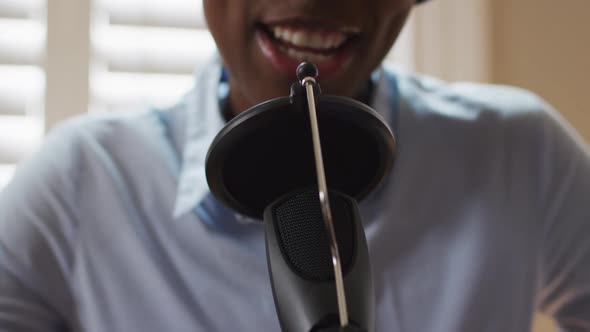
[205,63,396,332]
[264,187,372,332]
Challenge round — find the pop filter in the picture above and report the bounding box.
[205,91,396,220]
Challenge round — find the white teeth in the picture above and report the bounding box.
[268,25,354,62]
[270,26,349,50]
[282,46,331,62]
[273,26,283,39]
[283,29,293,42]
[291,31,306,47]
[310,34,323,48]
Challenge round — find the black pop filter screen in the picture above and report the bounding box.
[206,95,396,219]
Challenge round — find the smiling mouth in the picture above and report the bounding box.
[255,20,361,79]
[257,22,359,63]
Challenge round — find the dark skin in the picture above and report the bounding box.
[203,0,415,115]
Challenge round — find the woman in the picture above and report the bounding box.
[0,0,588,330]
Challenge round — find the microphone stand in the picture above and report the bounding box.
[298,64,349,329]
[296,63,367,332]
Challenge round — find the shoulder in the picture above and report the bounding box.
[0,101,187,231]
[383,66,589,201]
[382,67,573,153]
[0,110,153,225]
[0,103,189,309]
[388,67,550,124]
[52,106,178,150]
[43,96,191,170]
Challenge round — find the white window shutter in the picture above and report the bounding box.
[91,0,216,113]
[0,0,45,188]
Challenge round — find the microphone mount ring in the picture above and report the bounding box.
[299,63,350,328]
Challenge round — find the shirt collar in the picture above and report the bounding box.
[173,54,225,218]
[173,56,399,220]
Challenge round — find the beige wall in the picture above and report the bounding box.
[412,1,589,331]
[492,0,590,143]
[492,1,590,330]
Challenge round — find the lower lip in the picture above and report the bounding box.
[255,28,356,81]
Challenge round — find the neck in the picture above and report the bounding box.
[221,79,375,123]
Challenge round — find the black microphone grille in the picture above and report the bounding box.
[272,188,356,281]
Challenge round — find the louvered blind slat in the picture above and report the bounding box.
[0,0,43,19]
[94,25,214,75]
[92,71,194,112]
[0,0,45,188]
[0,65,44,115]
[0,19,45,66]
[0,115,42,163]
[98,0,205,29]
[92,0,213,112]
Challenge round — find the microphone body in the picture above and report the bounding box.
[264,188,374,332]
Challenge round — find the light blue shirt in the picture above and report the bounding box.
[1,54,589,332]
